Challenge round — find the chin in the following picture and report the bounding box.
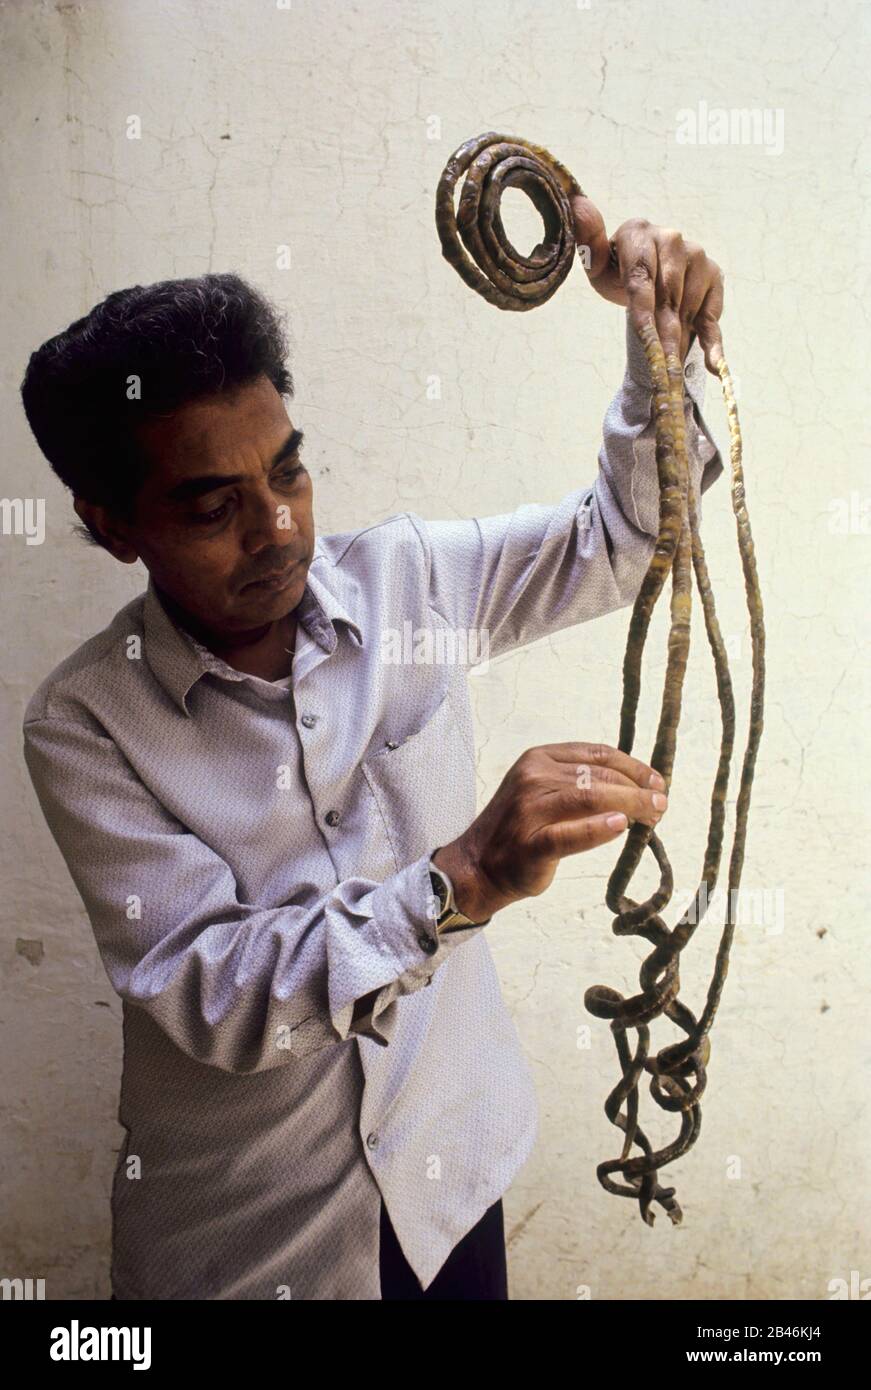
[239,569,306,617]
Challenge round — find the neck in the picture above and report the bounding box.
[156,584,298,681]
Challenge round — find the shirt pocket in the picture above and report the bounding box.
[361,689,475,869]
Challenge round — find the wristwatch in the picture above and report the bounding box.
[428,858,490,933]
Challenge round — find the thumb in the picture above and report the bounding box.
[570,194,612,280]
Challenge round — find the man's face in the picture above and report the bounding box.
[86,375,315,641]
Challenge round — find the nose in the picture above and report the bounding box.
[242,478,299,554]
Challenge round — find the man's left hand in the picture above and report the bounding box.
[571,195,725,374]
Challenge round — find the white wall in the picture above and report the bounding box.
[1,0,867,1300]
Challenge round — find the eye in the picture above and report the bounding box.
[274,456,305,486]
[191,499,231,526]
[188,452,305,527]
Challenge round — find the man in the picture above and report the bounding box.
[19,202,725,1300]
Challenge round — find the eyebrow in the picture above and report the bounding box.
[164,428,305,504]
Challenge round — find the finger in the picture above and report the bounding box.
[531,811,630,860]
[653,228,687,366]
[570,194,613,280]
[542,741,667,790]
[542,779,669,829]
[694,268,725,373]
[613,221,658,340]
[563,762,645,793]
[674,240,710,360]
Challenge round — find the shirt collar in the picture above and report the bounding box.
[143,538,364,717]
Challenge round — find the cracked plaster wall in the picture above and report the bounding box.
[1,0,867,1299]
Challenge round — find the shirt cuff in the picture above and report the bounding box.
[348,854,487,1044]
[619,310,724,524]
[624,309,708,413]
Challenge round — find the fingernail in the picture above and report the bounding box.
[606,813,628,830]
[652,792,668,811]
[648,771,666,790]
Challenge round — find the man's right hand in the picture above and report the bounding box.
[432,742,669,925]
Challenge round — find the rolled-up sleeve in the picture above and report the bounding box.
[22,713,482,1068]
[414,311,725,660]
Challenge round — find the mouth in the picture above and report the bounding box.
[241,560,301,593]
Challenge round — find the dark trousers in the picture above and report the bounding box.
[110,1197,508,1301]
[379,1197,508,1300]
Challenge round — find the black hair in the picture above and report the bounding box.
[20,272,293,547]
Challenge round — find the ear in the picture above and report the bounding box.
[73,496,139,563]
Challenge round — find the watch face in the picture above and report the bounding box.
[429,870,449,917]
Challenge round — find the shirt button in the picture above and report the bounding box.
[301,714,317,729]
[684,362,696,379]
[385,739,399,750]
[366,1132,378,1149]
[417,932,438,956]
[325,810,341,827]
